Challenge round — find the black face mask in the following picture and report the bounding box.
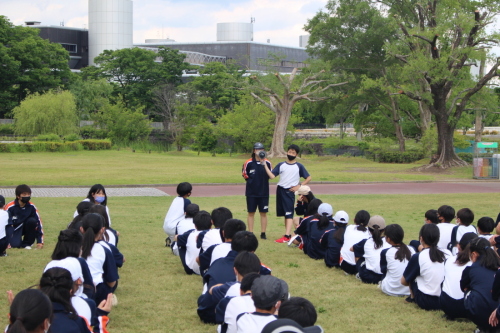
[20,196,31,203]
[287,154,296,161]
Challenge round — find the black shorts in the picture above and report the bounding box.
[276,186,295,218]
[246,196,269,213]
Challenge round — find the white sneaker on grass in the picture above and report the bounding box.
[287,235,300,247]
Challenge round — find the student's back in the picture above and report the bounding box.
[306,218,334,259]
[380,246,415,296]
[340,214,370,267]
[437,222,455,250]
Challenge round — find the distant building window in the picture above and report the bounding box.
[60,43,77,53]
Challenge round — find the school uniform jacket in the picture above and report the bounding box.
[242,158,272,197]
[5,199,43,243]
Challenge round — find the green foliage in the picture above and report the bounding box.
[13,90,78,136]
[0,124,14,135]
[0,16,73,117]
[0,139,111,153]
[378,151,425,163]
[420,127,438,157]
[217,95,275,152]
[64,133,81,142]
[94,102,151,144]
[453,133,472,149]
[457,152,473,164]
[193,121,218,153]
[79,126,109,140]
[77,139,112,150]
[69,78,113,120]
[172,102,211,150]
[34,134,61,142]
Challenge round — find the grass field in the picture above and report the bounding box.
[0,150,473,186]
[1,193,496,332]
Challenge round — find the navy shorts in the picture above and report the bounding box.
[246,196,269,213]
[276,186,295,218]
[410,281,441,311]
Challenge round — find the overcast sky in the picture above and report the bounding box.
[2,0,328,47]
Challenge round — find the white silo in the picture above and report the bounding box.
[88,0,133,65]
[217,23,253,42]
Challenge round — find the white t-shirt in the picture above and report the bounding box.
[363,238,391,274]
[202,229,223,252]
[271,161,309,189]
[0,210,8,239]
[105,229,116,246]
[72,296,92,325]
[225,282,241,298]
[341,225,370,265]
[380,246,415,296]
[455,225,477,243]
[442,255,472,299]
[186,230,201,274]
[176,217,195,236]
[404,248,448,296]
[211,243,232,265]
[236,312,276,333]
[437,223,456,250]
[224,294,256,333]
[163,196,185,237]
[86,243,107,285]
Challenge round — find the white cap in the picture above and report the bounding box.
[333,210,349,224]
[318,203,333,217]
[44,258,83,282]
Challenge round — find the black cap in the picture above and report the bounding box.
[254,142,265,149]
[0,195,5,207]
[262,319,324,333]
[251,275,289,309]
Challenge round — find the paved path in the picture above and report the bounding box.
[2,181,498,198]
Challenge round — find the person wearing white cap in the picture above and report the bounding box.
[300,203,335,260]
[320,210,349,268]
[351,215,390,284]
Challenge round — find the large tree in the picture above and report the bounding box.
[0,16,72,117]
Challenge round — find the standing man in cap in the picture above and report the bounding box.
[242,142,272,240]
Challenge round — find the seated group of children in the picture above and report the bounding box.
[5,184,123,333]
[292,200,500,333]
[164,182,324,333]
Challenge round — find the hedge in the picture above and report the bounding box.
[457,152,473,164]
[377,150,425,163]
[0,140,111,153]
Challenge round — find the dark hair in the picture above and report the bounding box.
[333,222,347,244]
[176,182,192,197]
[368,225,384,249]
[89,204,110,242]
[437,205,455,222]
[68,201,95,230]
[306,199,322,216]
[302,192,315,204]
[231,231,258,252]
[455,232,478,266]
[185,204,199,218]
[425,209,439,224]
[385,224,411,262]
[478,217,495,234]
[86,184,107,206]
[419,223,445,263]
[316,212,332,230]
[51,229,83,260]
[287,144,300,154]
[234,251,261,276]
[15,184,31,197]
[223,219,247,240]
[240,272,261,293]
[39,267,78,319]
[211,207,233,229]
[8,289,52,333]
[457,208,474,226]
[81,213,104,259]
[469,237,500,271]
[193,211,212,230]
[278,297,317,327]
[355,210,370,232]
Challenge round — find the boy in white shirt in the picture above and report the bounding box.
[0,195,8,256]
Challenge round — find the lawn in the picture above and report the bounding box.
[0,149,473,186]
[1,193,495,333]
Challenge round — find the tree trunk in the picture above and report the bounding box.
[418,101,432,135]
[390,96,405,152]
[268,106,291,158]
[430,114,468,168]
[340,119,344,139]
[475,109,482,142]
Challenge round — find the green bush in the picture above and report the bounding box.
[64,133,81,141]
[79,126,109,139]
[34,134,61,142]
[457,152,473,164]
[76,139,112,150]
[0,140,110,153]
[378,150,425,163]
[0,124,14,135]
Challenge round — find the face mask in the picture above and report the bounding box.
[20,196,31,203]
[287,154,296,161]
[94,196,105,203]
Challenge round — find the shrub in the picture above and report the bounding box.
[378,150,425,163]
[64,133,81,141]
[457,152,473,164]
[35,134,61,142]
[79,126,109,139]
[0,124,14,135]
[0,140,109,153]
[76,139,112,150]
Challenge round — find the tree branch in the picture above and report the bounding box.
[250,92,277,113]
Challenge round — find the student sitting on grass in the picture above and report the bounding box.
[288,199,322,249]
[5,289,52,333]
[440,232,476,320]
[447,208,477,255]
[402,223,447,310]
[320,210,349,268]
[89,205,124,269]
[163,182,192,247]
[68,201,94,230]
[436,205,456,251]
[424,209,439,224]
[352,215,390,284]
[197,207,233,254]
[379,224,414,297]
[176,203,199,237]
[292,186,315,228]
[340,210,370,275]
[461,237,500,332]
[236,275,289,333]
[74,184,112,227]
[277,297,318,328]
[176,210,211,275]
[302,203,335,260]
[0,195,8,257]
[477,216,495,240]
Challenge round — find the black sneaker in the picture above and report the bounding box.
[0,251,7,257]
[405,296,415,303]
[165,238,171,247]
[260,233,267,240]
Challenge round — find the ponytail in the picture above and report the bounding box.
[81,213,104,259]
[317,214,331,230]
[40,267,77,319]
[420,223,445,263]
[369,225,384,249]
[385,224,411,261]
[333,223,347,244]
[355,210,370,232]
[8,289,51,333]
[469,237,500,271]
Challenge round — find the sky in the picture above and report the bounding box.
[1,0,328,47]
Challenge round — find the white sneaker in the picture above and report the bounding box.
[287,235,300,247]
[24,246,32,250]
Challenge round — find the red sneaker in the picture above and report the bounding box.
[298,242,304,250]
[275,236,291,243]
